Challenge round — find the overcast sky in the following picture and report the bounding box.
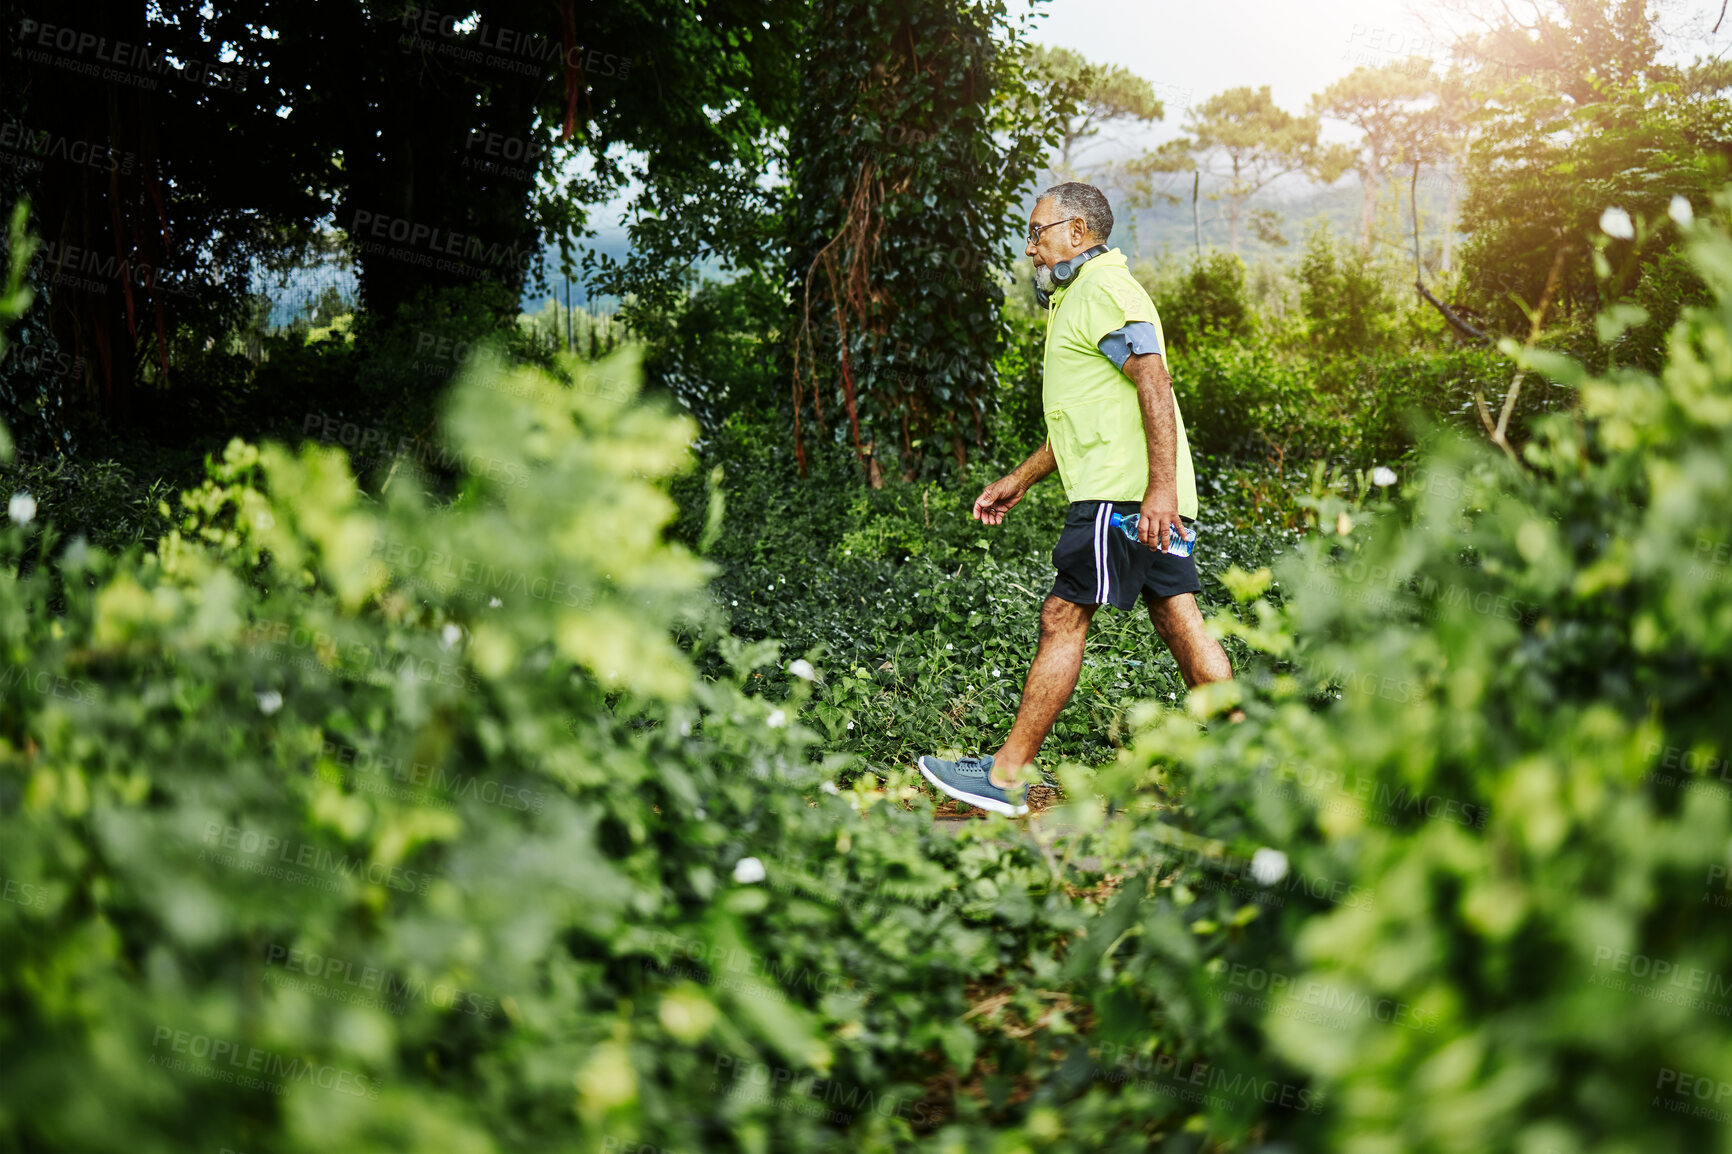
[1024,0,1434,145]
[1021,0,1732,156]
[549,0,1732,302]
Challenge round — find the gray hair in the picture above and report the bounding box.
[1038,182,1113,244]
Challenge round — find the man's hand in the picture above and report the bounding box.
[1139,484,1184,553]
[973,475,1030,525]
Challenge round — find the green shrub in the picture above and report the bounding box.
[1095,190,1732,1151]
[1148,251,1256,352]
[1297,226,1404,358]
[0,336,1304,1153]
[636,269,788,435]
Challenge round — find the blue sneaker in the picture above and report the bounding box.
[916,753,1029,817]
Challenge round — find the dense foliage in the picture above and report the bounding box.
[4,168,1732,1150]
[785,0,1057,483]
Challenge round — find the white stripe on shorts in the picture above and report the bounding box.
[1094,503,1110,605]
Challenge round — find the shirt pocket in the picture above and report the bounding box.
[1039,401,1108,460]
[1047,400,1120,455]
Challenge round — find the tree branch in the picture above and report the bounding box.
[1415,278,1490,343]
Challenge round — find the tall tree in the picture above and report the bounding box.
[788,0,1058,485]
[1,0,339,435]
[1311,60,1437,251]
[1023,46,1163,177]
[1452,0,1723,346]
[0,0,800,437]
[1181,86,1341,252]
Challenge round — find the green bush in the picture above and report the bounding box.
[1094,190,1732,1151]
[9,188,1732,1154]
[0,336,1307,1153]
[1297,226,1405,358]
[636,269,788,435]
[1147,251,1255,352]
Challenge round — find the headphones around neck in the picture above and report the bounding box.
[1035,243,1109,308]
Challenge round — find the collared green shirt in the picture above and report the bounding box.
[1043,248,1197,517]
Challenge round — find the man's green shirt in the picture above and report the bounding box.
[1042,248,1197,518]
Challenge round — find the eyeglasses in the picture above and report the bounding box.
[1028,216,1081,246]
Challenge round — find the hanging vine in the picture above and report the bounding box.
[786,0,1060,486]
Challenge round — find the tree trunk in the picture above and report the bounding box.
[1442,167,1460,274]
[1360,168,1380,252]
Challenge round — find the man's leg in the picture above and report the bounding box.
[1143,590,1232,687]
[990,595,1098,786]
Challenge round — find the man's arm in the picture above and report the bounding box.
[972,441,1054,525]
[1011,440,1057,488]
[1124,351,1182,552]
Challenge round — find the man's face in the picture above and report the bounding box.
[1026,199,1090,293]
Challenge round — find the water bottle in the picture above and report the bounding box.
[1109,511,1196,557]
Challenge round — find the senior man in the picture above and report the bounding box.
[917,182,1234,817]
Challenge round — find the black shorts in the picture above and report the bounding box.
[1049,500,1202,610]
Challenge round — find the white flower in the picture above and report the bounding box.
[820,781,840,795]
[945,643,953,650]
[1599,207,1635,240]
[992,668,1001,676]
[255,689,284,716]
[788,659,816,681]
[766,708,787,728]
[846,720,855,729]
[488,596,503,608]
[1372,466,1397,487]
[8,492,36,526]
[1670,195,1695,228]
[1250,847,1290,886]
[440,623,463,650]
[732,856,766,884]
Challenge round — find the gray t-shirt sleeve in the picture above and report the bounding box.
[1096,321,1164,370]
